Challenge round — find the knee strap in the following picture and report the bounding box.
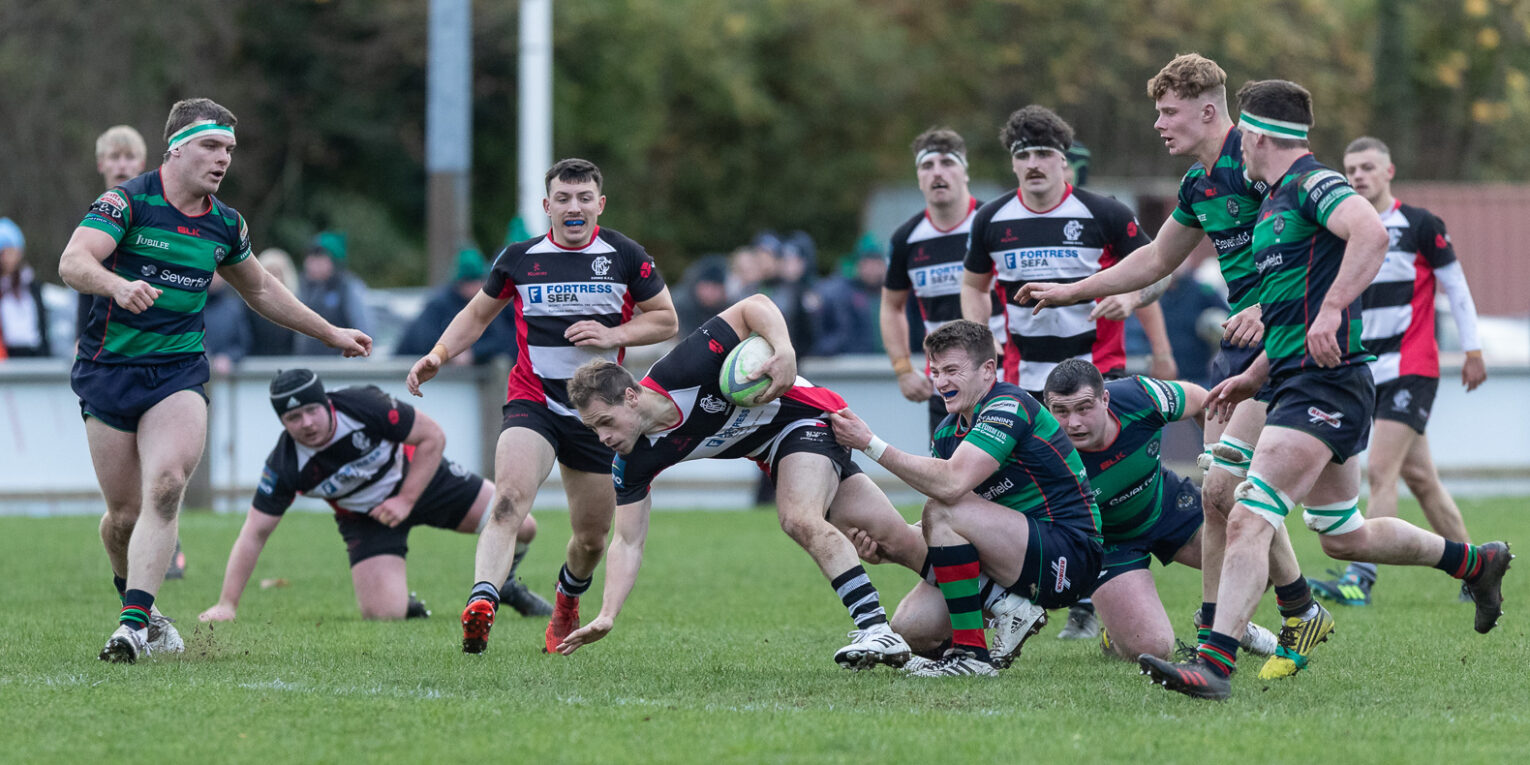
[1235,472,1295,527]
[1210,436,1255,478]
[1304,497,1365,536]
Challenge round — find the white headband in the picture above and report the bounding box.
[915,149,967,169]
[167,120,235,152]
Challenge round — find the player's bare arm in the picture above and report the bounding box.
[1021,216,1203,311]
[371,412,446,528]
[59,226,161,314]
[1308,195,1388,367]
[407,290,509,395]
[829,407,999,504]
[959,270,995,326]
[566,286,678,349]
[880,287,933,403]
[556,494,652,654]
[198,507,283,622]
[719,294,798,402]
[219,255,371,357]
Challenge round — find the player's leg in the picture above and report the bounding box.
[351,554,410,620]
[1400,434,1471,543]
[888,580,952,656]
[87,418,142,600]
[456,478,551,617]
[543,464,616,651]
[1093,569,1174,661]
[1311,418,1415,606]
[825,473,925,572]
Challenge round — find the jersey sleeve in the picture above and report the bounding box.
[960,394,1032,463]
[483,245,519,301]
[222,212,253,267]
[333,386,417,442]
[1417,212,1459,269]
[613,452,659,504]
[1101,199,1152,257]
[79,188,132,242]
[623,241,668,303]
[963,205,997,275]
[1170,171,1204,229]
[1299,170,1357,227]
[884,234,912,291]
[646,316,739,392]
[1134,376,1187,425]
[252,451,297,516]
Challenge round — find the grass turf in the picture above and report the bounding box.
[1,498,1525,763]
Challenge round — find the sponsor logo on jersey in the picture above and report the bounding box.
[979,476,1015,501]
[640,261,653,278]
[352,431,372,451]
[985,398,1019,415]
[177,226,201,237]
[708,339,725,355]
[134,234,170,250]
[1387,227,1403,249]
[699,394,727,414]
[90,192,128,222]
[591,255,612,276]
[1256,252,1284,273]
[528,282,617,305]
[258,466,276,494]
[1051,557,1071,593]
[1001,227,1018,244]
[1213,230,1251,254]
[611,455,626,486]
[158,269,211,289]
[529,262,547,277]
[1307,407,1343,428]
[972,423,1007,442]
[1062,220,1084,243]
[141,264,158,277]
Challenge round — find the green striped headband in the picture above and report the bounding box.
[1239,111,1309,140]
[167,120,235,152]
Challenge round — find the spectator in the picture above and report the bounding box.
[294,231,372,355]
[811,236,885,356]
[79,126,150,340]
[725,242,771,303]
[0,217,50,358]
[248,248,300,356]
[203,272,251,375]
[396,248,516,365]
[675,255,732,334]
[769,231,819,353]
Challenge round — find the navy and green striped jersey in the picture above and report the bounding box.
[1253,154,1373,377]
[76,169,252,365]
[1169,128,1269,313]
[1074,376,1187,543]
[932,381,1101,541]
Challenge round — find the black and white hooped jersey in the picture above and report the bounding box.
[883,199,1008,346]
[964,186,1151,391]
[484,227,668,416]
[253,386,416,516]
[1361,202,1457,383]
[612,316,850,504]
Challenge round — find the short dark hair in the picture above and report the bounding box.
[999,105,1073,155]
[163,98,237,144]
[923,320,996,368]
[1344,136,1391,157]
[545,158,603,193]
[1042,359,1105,403]
[568,359,637,410]
[911,127,966,157]
[1236,80,1312,150]
[1147,53,1227,102]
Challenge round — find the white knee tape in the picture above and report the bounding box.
[1234,472,1295,528]
[1210,436,1254,478]
[1197,445,1216,474]
[1303,497,1365,536]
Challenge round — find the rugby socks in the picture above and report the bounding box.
[508,542,530,580]
[113,575,128,602]
[468,581,500,608]
[1197,602,1217,645]
[119,589,153,633]
[1275,576,1318,620]
[928,544,989,660]
[1344,561,1379,585]
[1197,630,1240,678]
[556,564,592,598]
[830,565,889,630]
[1074,598,1096,615]
[1435,541,1485,581]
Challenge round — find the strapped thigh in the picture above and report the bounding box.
[1234,471,1296,529]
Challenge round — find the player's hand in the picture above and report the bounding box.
[1223,304,1264,348]
[557,614,614,655]
[1306,307,1343,367]
[1206,371,1260,423]
[112,280,161,314]
[326,327,372,358]
[406,354,442,396]
[565,320,620,349]
[1148,353,1178,381]
[844,526,885,564]
[827,408,873,451]
[199,603,236,622]
[1462,353,1487,392]
[896,371,933,402]
[1090,292,1136,322]
[371,496,414,528]
[1016,281,1084,313]
[753,345,798,403]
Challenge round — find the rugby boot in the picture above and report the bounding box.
[460,598,496,654]
[1308,568,1372,606]
[543,591,580,653]
[406,592,431,620]
[99,624,150,664]
[1138,654,1231,700]
[906,647,998,678]
[1056,603,1100,640]
[500,578,553,617]
[987,593,1047,668]
[834,623,912,670]
[146,607,184,654]
[1463,541,1513,634]
[1257,602,1334,679]
[165,540,187,580]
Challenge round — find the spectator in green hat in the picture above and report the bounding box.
[296,230,373,355]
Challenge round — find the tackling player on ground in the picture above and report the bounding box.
[62,98,371,662]
[406,158,678,655]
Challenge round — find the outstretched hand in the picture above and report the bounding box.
[556,615,614,655]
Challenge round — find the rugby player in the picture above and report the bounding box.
[832,320,1104,677]
[1016,54,1318,678]
[556,295,923,669]
[1309,136,1487,606]
[197,370,549,623]
[880,128,1006,435]
[1139,80,1512,700]
[62,98,372,663]
[405,158,679,655]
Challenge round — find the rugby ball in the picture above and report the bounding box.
[719,334,774,407]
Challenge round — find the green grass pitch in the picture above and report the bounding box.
[1,498,1525,763]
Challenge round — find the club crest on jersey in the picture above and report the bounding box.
[1272,217,1285,235]
[1062,220,1083,243]
[699,394,727,414]
[1051,557,1071,593]
[1226,198,1240,217]
[214,245,228,262]
[1388,227,1403,249]
[352,431,372,451]
[1178,490,1196,509]
[1307,407,1343,428]
[591,255,612,276]
[449,461,468,477]
[1147,439,1160,458]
